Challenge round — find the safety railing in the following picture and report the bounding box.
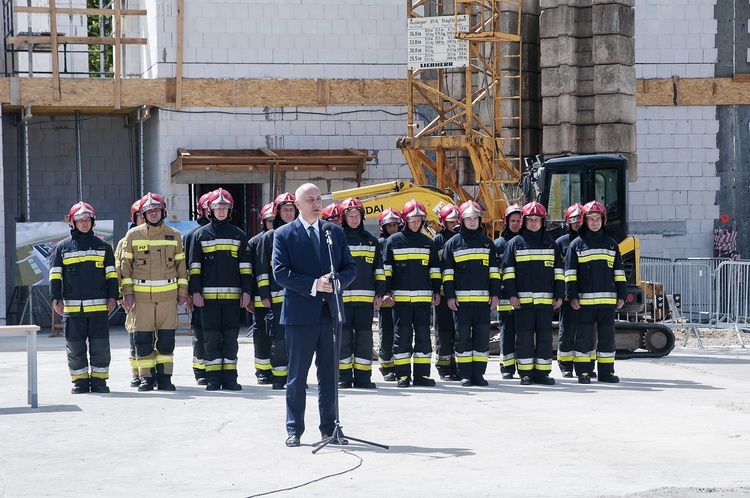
[714,260,750,347]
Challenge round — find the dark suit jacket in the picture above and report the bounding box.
[273,218,357,326]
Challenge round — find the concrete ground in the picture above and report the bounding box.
[1,327,750,498]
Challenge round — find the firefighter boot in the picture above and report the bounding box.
[194,367,207,386]
[353,369,376,389]
[206,370,222,391]
[221,369,242,391]
[90,378,110,393]
[71,379,90,394]
[338,367,353,389]
[472,361,489,387]
[155,364,176,391]
[137,376,155,391]
[379,366,396,382]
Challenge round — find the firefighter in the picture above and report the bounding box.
[555,203,583,378]
[432,203,460,381]
[376,207,402,381]
[255,192,298,389]
[442,201,501,387]
[120,192,188,391]
[502,201,564,386]
[50,202,118,394]
[182,192,212,385]
[114,200,145,388]
[248,202,275,384]
[493,204,522,379]
[322,202,342,226]
[565,200,626,384]
[338,197,384,389]
[382,199,441,387]
[189,189,252,390]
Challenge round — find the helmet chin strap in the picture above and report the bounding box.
[145,214,164,227]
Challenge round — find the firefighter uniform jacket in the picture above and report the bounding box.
[255,228,284,307]
[502,228,564,306]
[565,227,627,308]
[188,219,252,302]
[248,229,267,308]
[382,227,441,303]
[433,228,457,291]
[343,224,385,305]
[493,227,517,312]
[442,228,501,303]
[555,229,578,301]
[49,229,118,315]
[120,222,188,302]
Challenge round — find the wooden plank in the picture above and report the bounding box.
[49,0,61,102]
[176,0,184,110]
[114,0,122,109]
[6,35,147,45]
[14,6,146,15]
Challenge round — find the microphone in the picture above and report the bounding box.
[321,222,334,246]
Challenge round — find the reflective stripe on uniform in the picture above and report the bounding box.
[393,290,433,303]
[202,286,242,300]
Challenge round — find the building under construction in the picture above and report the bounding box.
[0,0,746,322]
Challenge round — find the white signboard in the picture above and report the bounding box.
[407,15,469,70]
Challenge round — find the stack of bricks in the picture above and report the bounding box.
[539,0,637,177]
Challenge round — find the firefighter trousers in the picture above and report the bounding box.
[574,308,616,377]
[64,314,111,385]
[557,303,578,374]
[514,306,554,382]
[133,301,177,379]
[252,307,273,380]
[201,301,241,385]
[377,307,395,376]
[191,306,205,380]
[340,303,374,384]
[499,311,517,376]
[434,298,457,377]
[269,304,288,386]
[453,304,490,381]
[126,306,138,377]
[393,304,432,380]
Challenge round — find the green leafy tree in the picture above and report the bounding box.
[87,0,113,77]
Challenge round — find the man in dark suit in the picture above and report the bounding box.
[273,182,357,447]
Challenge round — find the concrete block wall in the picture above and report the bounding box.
[146,105,409,220]
[127,0,405,80]
[632,0,720,258]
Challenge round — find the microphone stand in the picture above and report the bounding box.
[313,225,389,454]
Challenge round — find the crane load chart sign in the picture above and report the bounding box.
[407,15,469,71]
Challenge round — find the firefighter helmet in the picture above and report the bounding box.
[196,192,212,219]
[402,198,427,221]
[564,203,583,226]
[521,201,547,224]
[378,207,403,229]
[321,202,341,221]
[582,200,607,225]
[139,192,167,223]
[340,197,365,219]
[274,192,296,209]
[438,204,460,227]
[130,200,141,224]
[68,201,96,229]
[209,188,234,211]
[260,202,275,221]
[458,200,483,220]
[503,203,523,224]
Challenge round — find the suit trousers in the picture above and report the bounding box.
[285,302,337,438]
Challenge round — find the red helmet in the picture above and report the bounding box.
[321,202,341,221]
[209,188,234,211]
[339,197,365,220]
[260,202,275,221]
[582,200,607,225]
[274,192,296,208]
[438,204,460,227]
[564,203,583,226]
[379,207,403,228]
[521,201,547,224]
[402,199,427,221]
[139,192,167,221]
[503,203,523,224]
[69,201,96,229]
[458,200,483,220]
[196,192,212,219]
[130,200,141,223]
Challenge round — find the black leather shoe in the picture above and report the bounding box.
[520,376,533,385]
[71,382,90,394]
[338,381,353,389]
[460,378,472,387]
[130,376,141,388]
[413,376,436,387]
[196,378,207,386]
[222,382,243,391]
[598,373,620,383]
[561,371,574,378]
[206,382,221,391]
[383,372,397,382]
[396,377,410,388]
[137,379,154,392]
[501,372,514,380]
[90,383,110,393]
[353,381,377,389]
[285,435,300,447]
[578,373,591,384]
[472,376,489,387]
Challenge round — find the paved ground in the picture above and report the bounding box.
[1,327,750,497]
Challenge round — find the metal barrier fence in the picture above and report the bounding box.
[631,257,747,348]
